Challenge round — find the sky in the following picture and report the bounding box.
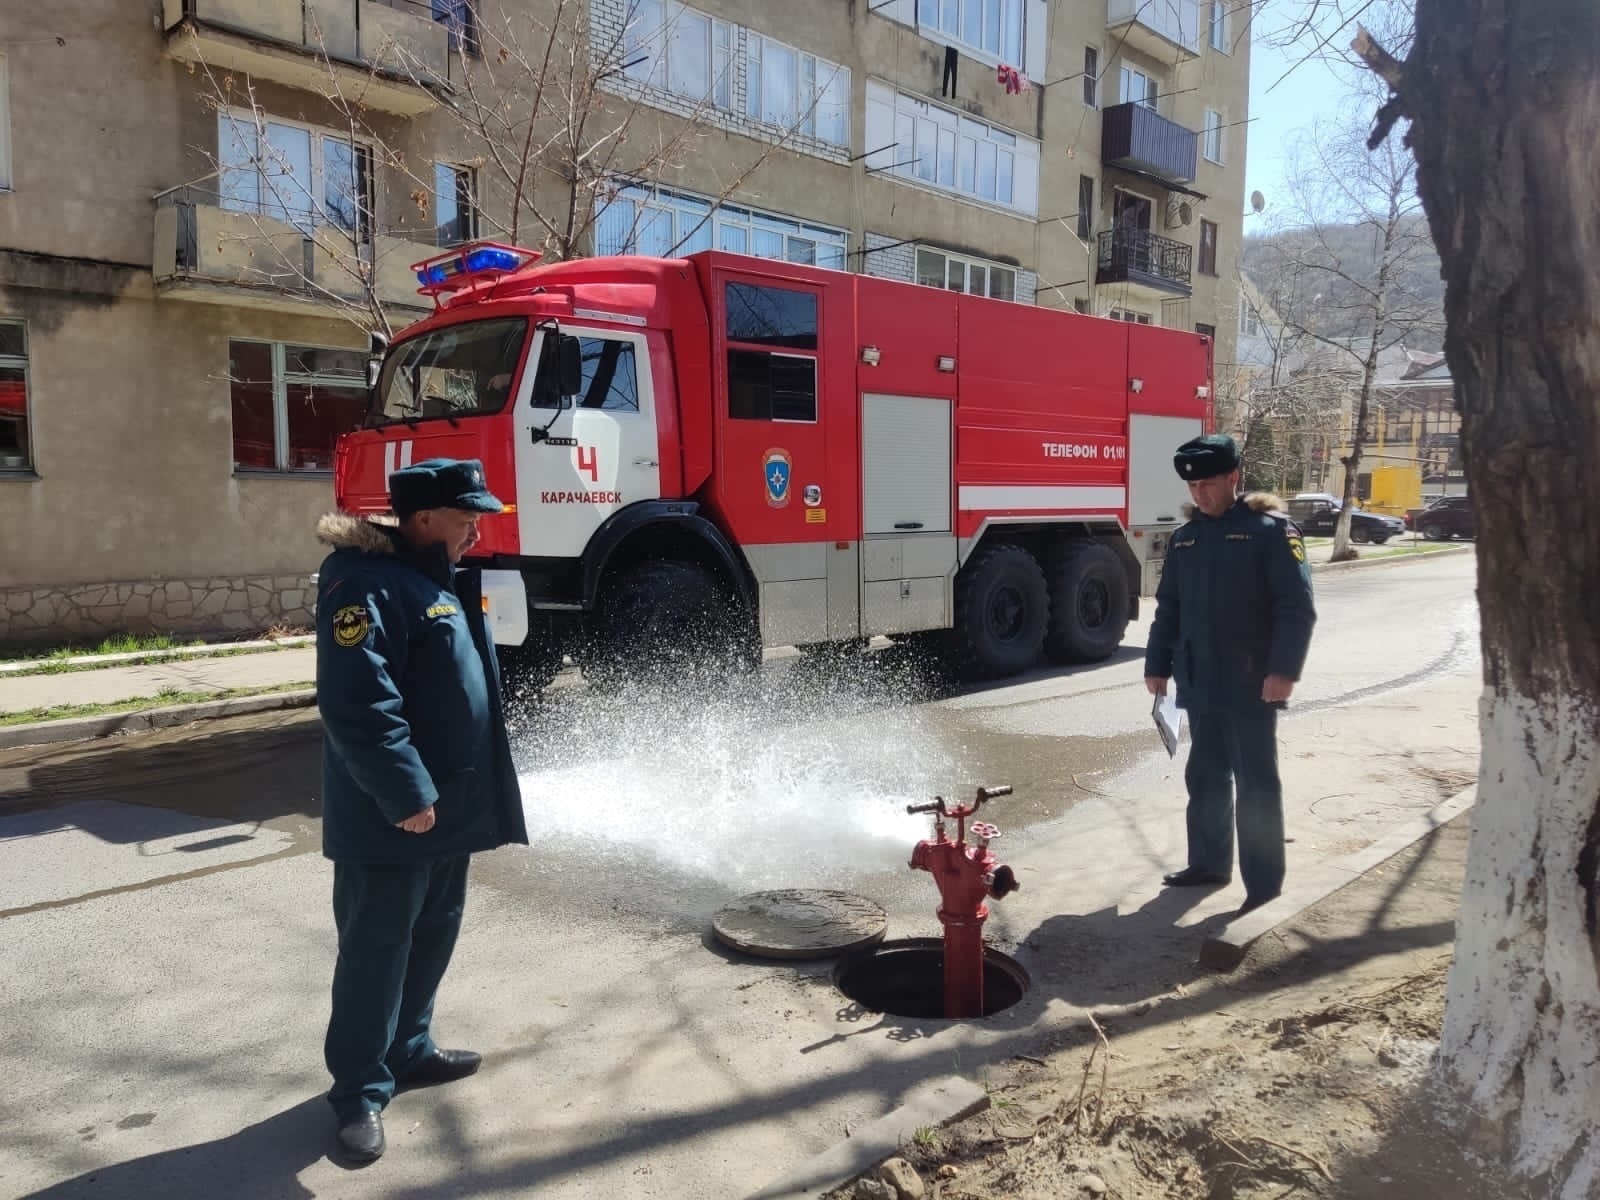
[1243,17,1356,229]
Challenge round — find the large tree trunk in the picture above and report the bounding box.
[1407,3,1600,1195]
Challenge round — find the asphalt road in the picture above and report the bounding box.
[0,550,1480,1200]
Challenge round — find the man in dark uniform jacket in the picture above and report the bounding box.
[1144,435,1316,914]
[314,458,529,1163]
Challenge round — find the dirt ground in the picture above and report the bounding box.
[828,814,1543,1200]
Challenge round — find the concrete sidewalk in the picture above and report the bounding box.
[0,647,318,716]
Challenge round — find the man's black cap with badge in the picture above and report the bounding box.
[388,458,505,518]
[1173,434,1240,481]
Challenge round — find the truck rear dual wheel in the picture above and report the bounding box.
[1043,542,1130,663]
[946,543,1049,679]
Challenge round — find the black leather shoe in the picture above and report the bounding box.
[397,1047,482,1089]
[336,1111,385,1163]
[1161,867,1231,888]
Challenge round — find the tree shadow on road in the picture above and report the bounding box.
[19,1098,333,1200]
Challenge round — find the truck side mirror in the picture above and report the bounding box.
[559,334,583,399]
[366,330,389,391]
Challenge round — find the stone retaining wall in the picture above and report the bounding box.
[0,574,316,648]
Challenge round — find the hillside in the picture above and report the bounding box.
[1241,215,1446,352]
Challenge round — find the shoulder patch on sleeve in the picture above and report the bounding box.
[1288,533,1306,563]
[331,604,372,648]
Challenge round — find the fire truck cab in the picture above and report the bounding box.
[335,243,1212,697]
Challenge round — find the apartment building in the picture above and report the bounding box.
[0,0,1249,644]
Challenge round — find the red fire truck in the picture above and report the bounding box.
[334,242,1213,696]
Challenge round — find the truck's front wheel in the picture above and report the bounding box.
[946,543,1049,679]
[1044,542,1130,663]
[585,560,749,690]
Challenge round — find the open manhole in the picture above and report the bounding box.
[834,937,1030,1019]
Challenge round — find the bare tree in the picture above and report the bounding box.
[1252,91,1440,558]
[1339,6,1600,1198]
[423,0,839,262]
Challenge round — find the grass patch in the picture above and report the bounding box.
[0,683,313,728]
[1,631,204,667]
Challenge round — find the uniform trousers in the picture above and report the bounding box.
[325,855,469,1120]
[1182,704,1285,903]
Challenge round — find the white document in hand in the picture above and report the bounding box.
[1153,691,1184,757]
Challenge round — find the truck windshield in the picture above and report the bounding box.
[371,317,528,425]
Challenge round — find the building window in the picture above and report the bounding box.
[746,34,850,145]
[217,112,373,242]
[429,0,480,56]
[1109,309,1152,324]
[915,248,1017,301]
[1196,322,1216,340]
[624,4,847,147]
[1120,65,1158,108]
[1209,1,1229,52]
[1240,303,1261,337]
[1203,109,1225,163]
[0,320,30,472]
[229,340,368,473]
[1198,218,1218,275]
[915,0,1024,63]
[866,82,1041,215]
[1077,174,1095,240]
[1083,47,1099,107]
[0,54,11,192]
[434,164,478,246]
[596,182,848,267]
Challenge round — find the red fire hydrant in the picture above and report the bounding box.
[907,785,1021,1019]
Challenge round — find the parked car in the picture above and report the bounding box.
[1287,493,1408,544]
[1407,495,1474,540]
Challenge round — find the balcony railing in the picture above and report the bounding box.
[1106,0,1201,59]
[1096,229,1192,295]
[152,186,433,312]
[161,0,461,113]
[1101,103,1198,185]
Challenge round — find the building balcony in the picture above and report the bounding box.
[1095,229,1192,297]
[153,189,435,316]
[1106,0,1201,62]
[160,0,458,115]
[1101,103,1198,186]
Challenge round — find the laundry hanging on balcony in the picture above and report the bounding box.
[996,64,1031,94]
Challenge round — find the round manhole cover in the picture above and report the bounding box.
[712,889,889,960]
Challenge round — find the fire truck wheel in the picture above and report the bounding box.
[1044,541,1130,663]
[947,543,1049,679]
[585,559,747,690]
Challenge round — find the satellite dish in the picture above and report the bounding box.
[1250,190,1266,213]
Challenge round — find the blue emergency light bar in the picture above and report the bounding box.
[411,242,542,300]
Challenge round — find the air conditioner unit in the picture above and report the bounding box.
[1165,199,1194,229]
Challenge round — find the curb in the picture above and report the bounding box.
[746,1075,990,1199]
[0,689,318,751]
[1310,543,1473,573]
[1198,784,1477,971]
